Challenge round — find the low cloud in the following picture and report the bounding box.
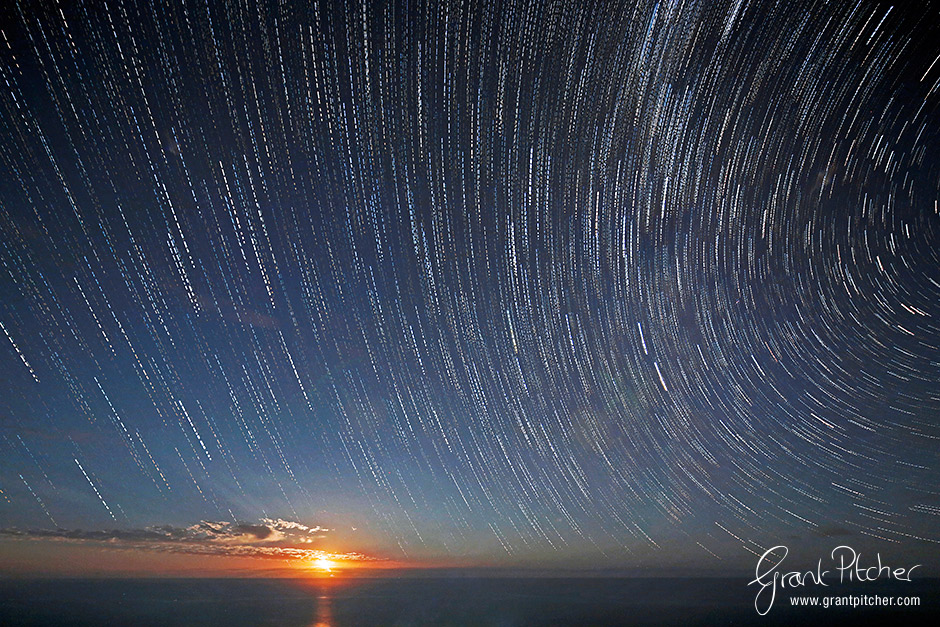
[0,519,377,563]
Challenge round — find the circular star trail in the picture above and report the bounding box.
[1,0,938,566]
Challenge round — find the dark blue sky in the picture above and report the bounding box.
[1,0,939,574]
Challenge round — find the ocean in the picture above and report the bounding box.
[0,577,936,625]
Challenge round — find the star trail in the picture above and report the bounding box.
[1,0,939,571]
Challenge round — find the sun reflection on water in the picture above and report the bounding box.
[308,593,333,627]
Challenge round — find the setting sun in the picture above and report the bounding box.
[312,558,335,572]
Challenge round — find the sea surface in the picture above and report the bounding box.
[0,577,936,625]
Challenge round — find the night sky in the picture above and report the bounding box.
[1,0,939,575]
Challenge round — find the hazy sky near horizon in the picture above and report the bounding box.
[1,0,939,576]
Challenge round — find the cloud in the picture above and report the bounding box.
[0,519,377,563]
[263,518,327,534]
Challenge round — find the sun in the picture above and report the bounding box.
[312,558,336,572]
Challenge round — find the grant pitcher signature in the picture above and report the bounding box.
[748,545,920,615]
